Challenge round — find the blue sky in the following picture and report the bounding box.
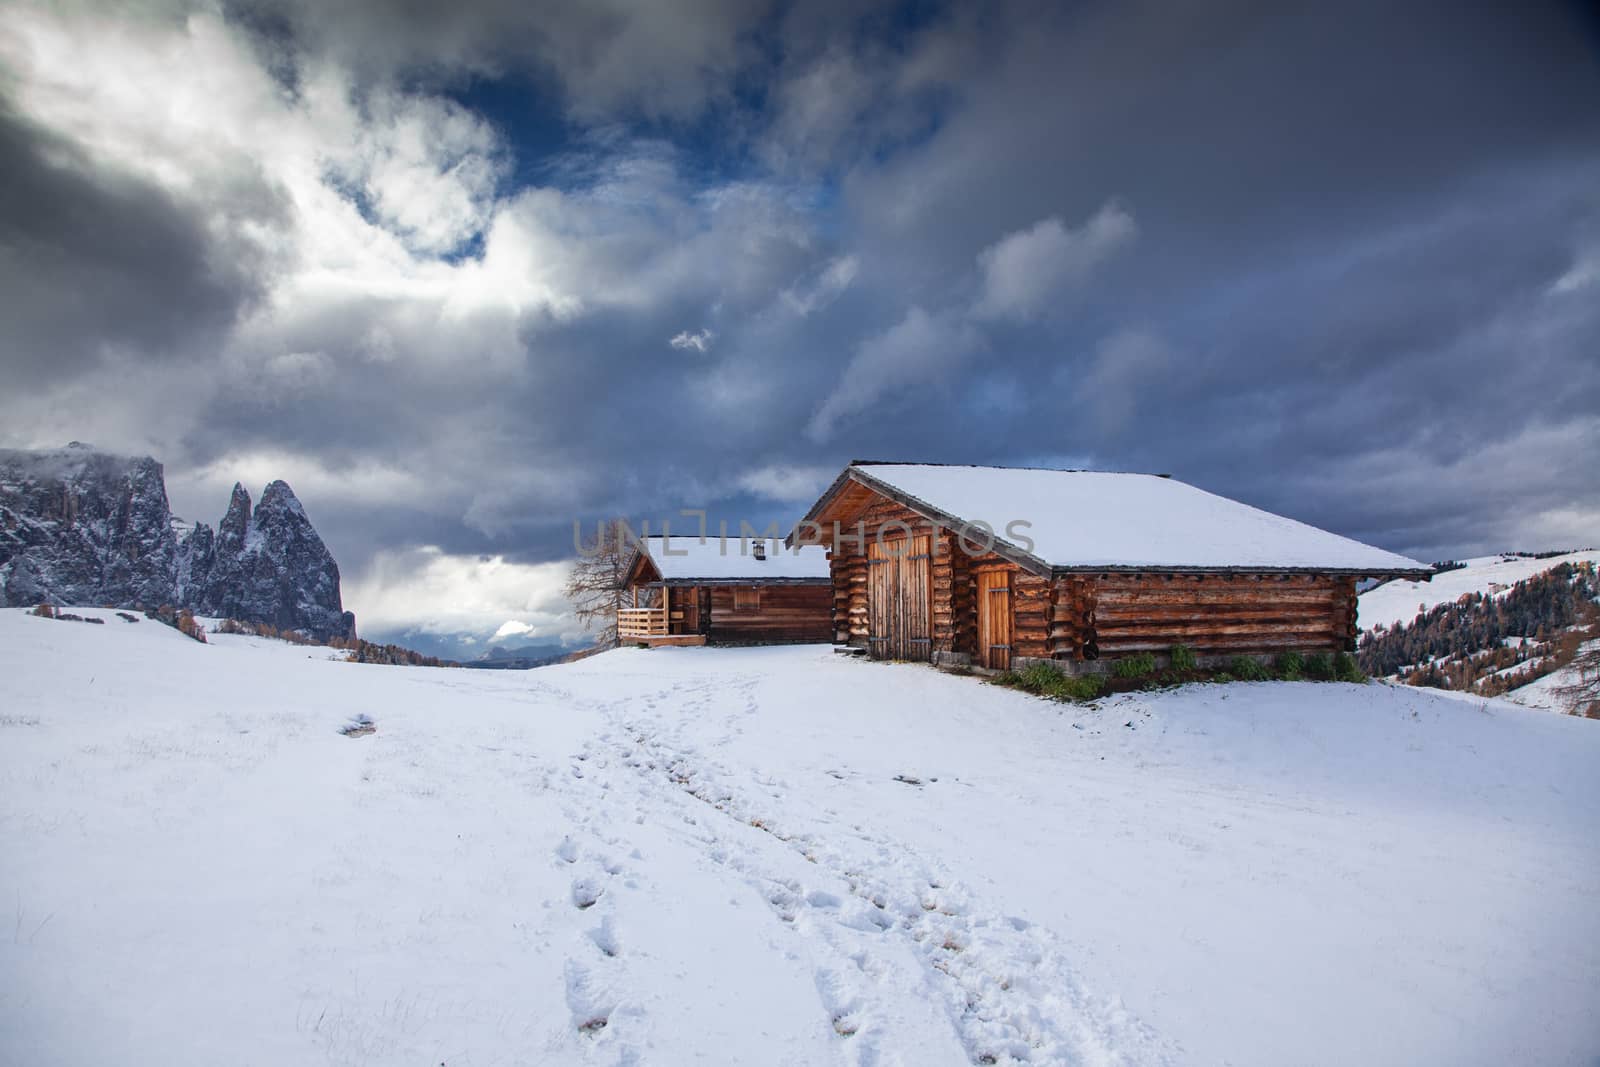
[1,0,1597,647]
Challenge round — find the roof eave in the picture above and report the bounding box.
[1048,564,1435,580]
[648,577,834,586]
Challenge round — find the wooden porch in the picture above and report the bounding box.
[617,597,708,647]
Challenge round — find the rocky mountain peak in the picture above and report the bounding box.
[1,445,355,641]
[260,479,300,505]
[217,482,252,550]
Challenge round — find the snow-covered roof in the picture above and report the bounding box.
[812,463,1427,574]
[631,535,830,583]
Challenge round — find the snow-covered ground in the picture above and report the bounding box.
[1358,550,1600,632]
[1501,637,1599,713]
[3,609,1598,1066]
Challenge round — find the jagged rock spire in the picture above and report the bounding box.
[0,446,354,641]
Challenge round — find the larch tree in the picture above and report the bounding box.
[564,518,635,647]
[1559,647,1600,718]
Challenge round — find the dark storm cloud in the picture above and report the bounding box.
[814,0,1600,560]
[228,0,774,120]
[0,104,272,386]
[1,0,1597,639]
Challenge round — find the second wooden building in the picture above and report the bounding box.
[619,535,833,646]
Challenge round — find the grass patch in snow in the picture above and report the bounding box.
[1111,653,1158,679]
[992,644,1367,703]
[995,663,1106,703]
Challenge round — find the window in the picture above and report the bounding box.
[734,587,760,613]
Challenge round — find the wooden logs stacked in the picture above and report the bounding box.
[1013,572,1052,659]
[828,554,868,644]
[931,532,956,653]
[1049,576,1098,660]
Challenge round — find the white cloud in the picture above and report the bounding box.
[325,91,506,258]
[807,306,981,442]
[732,464,838,501]
[764,48,878,171]
[167,450,427,521]
[492,619,536,640]
[1551,247,1599,294]
[670,327,716,353]
[1078,328,1173,435]
[973,202,1136,321]
[344,545,576,639]
[781,255,858,316]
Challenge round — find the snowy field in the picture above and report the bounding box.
[3,610,1598,1066]
[1358,549,1600,631]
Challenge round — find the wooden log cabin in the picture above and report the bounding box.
[618,535,833,646]
[792,463,1431,673]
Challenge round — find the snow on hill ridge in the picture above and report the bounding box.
[2,609,1597,1066]
[1358,549,1600,632]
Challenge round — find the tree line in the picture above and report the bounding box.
[1358,562,1598,704]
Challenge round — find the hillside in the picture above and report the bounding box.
[2,610,1597,1065]
[1358,551,1600,714]
[1358,550,1600,631]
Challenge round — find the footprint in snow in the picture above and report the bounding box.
[564,959,615,1036]
[813,966,867,1041]
[572,878,604,910]
[339,714,376,737]
[588,915,621,958]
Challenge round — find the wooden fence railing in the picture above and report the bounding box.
[617,607,668,638]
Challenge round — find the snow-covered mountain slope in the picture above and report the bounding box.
[1501,637,1600,713]
[3,612,1597,1066]
[1358,549,1600,631]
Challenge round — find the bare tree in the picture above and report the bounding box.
[1557,642,1600,718]
[564,518,636,648]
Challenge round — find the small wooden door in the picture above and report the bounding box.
[867,534,932,660]
[976,569,1012,670]
[677,585,699,634]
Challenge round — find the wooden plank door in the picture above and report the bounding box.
[678,585,698,634]
[867,539,891,658]
[976,569,1012,670]
[867,535,932,660]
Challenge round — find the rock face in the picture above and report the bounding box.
[182,480,355,641]
[0,444,177,609]
[0,444,355,641]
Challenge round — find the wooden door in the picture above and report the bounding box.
[677,585,698,634]
[976,569,1012,670]
[867,534,932,660]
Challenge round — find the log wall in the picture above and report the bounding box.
[706,583,833,643]
[1048,572,1357,659]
